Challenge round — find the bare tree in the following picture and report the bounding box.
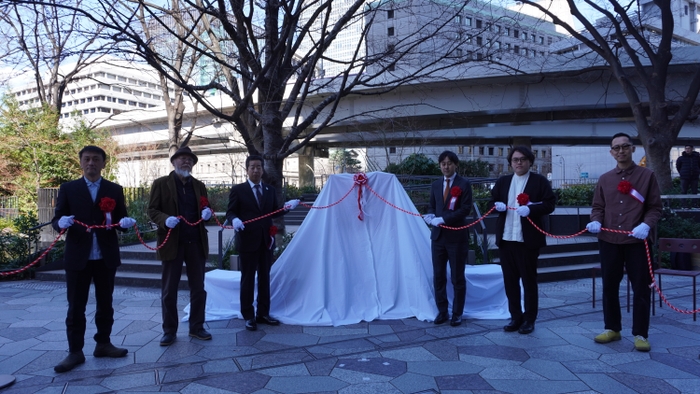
[30,0,487,197]
[0,0,115,123]
[518,0,700,191]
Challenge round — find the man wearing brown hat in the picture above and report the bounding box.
[148,146,212,346]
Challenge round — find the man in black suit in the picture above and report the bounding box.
[51,146,136,372]
[489,146,555,334]
[423,150,473,327]
[226,155,299,331]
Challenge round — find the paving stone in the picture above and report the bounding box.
[614,359,698,379]
[521,358,577,381]
[406,360,481,376]
[610,372,682,394]
[458,345,530,362]
[526,344,601,362]
[266,376,348,393]
[390,372,438,393]
[435,374,493,391]
[0,349,44,374]
[203,359,240,374]
[0,338,42,356]
[479,365,546,380]
[334,357,406,377]
[379,347,440,362]
[236,350,315,371]
[338,381,403,394]
[101,370,155,390]
[368,325,394,336]
[664,378,700,394]
[330,367,393,384]
[180,382,241,393]
[259,364,309,377]
[261,333,319,347]
[194,371,269,393]
[160,363,204,384]
[576,373,640,394]
[487,379,590,393]
[423,340,460,361]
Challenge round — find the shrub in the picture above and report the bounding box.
[556,184,595,206]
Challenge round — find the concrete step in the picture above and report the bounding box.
[537,262,600,282]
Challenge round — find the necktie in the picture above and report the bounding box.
[254,184,262,208]
[443,178,450,202]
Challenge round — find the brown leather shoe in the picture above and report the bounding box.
[54,351,86,373]
[93,342,128,358]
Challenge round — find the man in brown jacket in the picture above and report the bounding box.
[148,146,212,346]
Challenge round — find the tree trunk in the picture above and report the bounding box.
[643,137,674,193]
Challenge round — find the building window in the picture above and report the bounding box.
[476,36,483,45]
[539,36,544,44]
[514,45,520,54]
[388,27,394,36]
[479,146,485,155]
[456,14,462,24]
[118,99,126,104]
[458,146,464,154]
[548,37,553,45]
[531,34,536,42]
[389,147,396,154]
[476,19,482,28]
[456,48,463,57]
[488,147,494,155]
[514,29,519,38]
[498,147,504,156]
[465,17,472,27]
[388,63,395,72]
[387,9,394,19]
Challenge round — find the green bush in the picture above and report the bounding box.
[555,184,595,206]
[385,153,441,175]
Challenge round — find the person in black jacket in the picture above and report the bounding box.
[51,146,136,372]
[488,146,556,334]
[423,150,473,327]
[676,145,700,207]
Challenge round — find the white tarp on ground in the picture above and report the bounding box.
[185,172,509,324]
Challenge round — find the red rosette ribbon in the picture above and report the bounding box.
[268,225,278,250]
[353,173,368,221]
[517,193,530,206]
[200,196,210,209]
[99,197,116,229]
[448,186,461,210]
[617,180,644,203]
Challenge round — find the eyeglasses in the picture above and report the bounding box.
[611,144,633,152]
[511,157,528,164]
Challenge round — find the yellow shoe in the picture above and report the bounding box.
[634,335,651,352]
[594,329,621,343]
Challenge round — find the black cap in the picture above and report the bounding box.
[170,146,198,165]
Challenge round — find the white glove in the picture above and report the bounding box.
[430,217,445,227]
[58,215,75,229]
[516,206,530,217]
[284,199,300,210]
[119,217,136,229]
[586,221,601,234]
[201,208,212,221]
[165,216,180,228]
[495,202,507,212]
[630,223,650,239]
[233,218,245,231]
[423,214,435,225]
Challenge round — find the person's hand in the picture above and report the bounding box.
[586,221,601,234]
[119,217,136,229]
[430,217,445,227]
[165,216,180,228]
[233,218,245,231]
[516,206,530,217]
[201,208,212,221]
[494,202,507,212]
[630,223,650,239]
[422,214,435,225]
[58,215,75,229]
[284,199,300,210]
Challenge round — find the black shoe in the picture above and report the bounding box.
[189,329,212,341]
[433,312,448,325]
[504,318,523,332]
[160,333,176,346]
[450,315,463,327]
[93,342,128,358]
[256,315,280,326]
[54,351,85,373]
[245,319,258,331]
[518,321,535,334]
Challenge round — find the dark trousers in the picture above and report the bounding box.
[499,241,540,323]
[431,240,467,316]
[599,240,652,338]
[680,178,699,207]
[239,248,273,320]
[161,242,206,335]
[65,260,116,353]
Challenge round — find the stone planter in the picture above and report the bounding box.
[229,255,240,271]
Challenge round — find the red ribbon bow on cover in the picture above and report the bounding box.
[353,173,368,221]
[99,197,116,230]
[268,225,278,250]
[517,193,530,206]
[448,186,462,210]
[617,180,644,203]
[200,196,210,209]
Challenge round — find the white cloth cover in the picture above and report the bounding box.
[184,172,509,324]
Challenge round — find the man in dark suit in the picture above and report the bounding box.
[423,150,473,327]
[489,146,556,334]
[148,146,213,346]
[51,146,136,373]
[226,155,299,331]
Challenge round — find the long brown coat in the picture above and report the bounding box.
[147,171,209,261]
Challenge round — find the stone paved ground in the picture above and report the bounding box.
[0,275,699,394]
